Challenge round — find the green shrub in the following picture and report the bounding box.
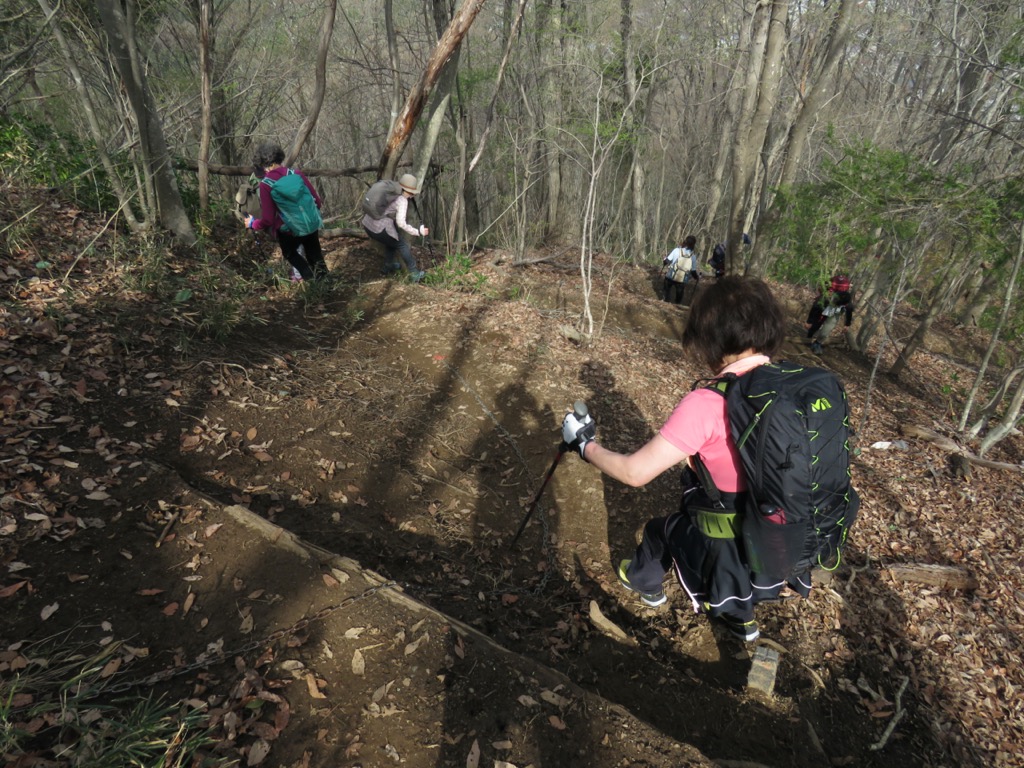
[0,114,117,211]
[422,252,487,293]
[1,643,229,767]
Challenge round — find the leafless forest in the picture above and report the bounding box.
[6,0,1022,448]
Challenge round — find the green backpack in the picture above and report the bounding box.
[260,169,322,236]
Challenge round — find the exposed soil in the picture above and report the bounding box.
[2,192,1023,768]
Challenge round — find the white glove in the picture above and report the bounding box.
[561,411,596,460]
[419,225,429,237]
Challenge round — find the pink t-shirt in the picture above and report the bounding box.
[658,355,770,493]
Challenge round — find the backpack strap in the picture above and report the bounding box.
[258,169,296,189]
[690,455,723,508]
[686,374,738,510]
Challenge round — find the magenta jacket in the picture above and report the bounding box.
[251,166,322,238]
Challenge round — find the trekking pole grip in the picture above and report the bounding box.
[558,401,590,454]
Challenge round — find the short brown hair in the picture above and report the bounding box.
[682,276,785,371]
[254,143,285,171]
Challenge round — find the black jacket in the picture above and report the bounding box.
[807,289,854,329]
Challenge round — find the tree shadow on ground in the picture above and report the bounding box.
[1,246,979,767]
[162,299,934,766]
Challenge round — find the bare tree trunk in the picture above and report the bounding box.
[1,4,52,93]
[957,264,998,326]
[978,379,1024,457]
[37,0,143,231]
[960,220,1024,435]
[889,278,952,378]
[968,366,1024,439]
[777,0,856,190]
[94,0,195,245]
[287,0,337,165]
[927,1,1016,167]
[412,0,463,242]
[701,26,750,246]
[650,126,670,259]
[450,108,468,247]
[384,0,401,135]
[852,233,897,352]
[196,0,212,212]
[378,0,487,180]
[469,0,526,175]
[621,0,645,257]
[887,233,945,378]
[536,0,563,242]
[727,0,788,275]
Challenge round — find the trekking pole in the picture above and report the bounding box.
[510,401,589,548]
[411,196,437,264]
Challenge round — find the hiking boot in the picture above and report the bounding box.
[616,560,666,607]
[410,270,426,283]
[290,267,303,283]
[718,615,760,642]
[810,341,824,354]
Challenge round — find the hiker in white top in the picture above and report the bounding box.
[662,235,698,304]
[361,174,429,282]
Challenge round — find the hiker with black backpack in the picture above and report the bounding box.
[361,174,429,282]
[709,233,751,279]
[244,143,328,282]
[806,274,854,354]
[561,276,858,643]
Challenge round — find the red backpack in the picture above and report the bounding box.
[830,274,851,293]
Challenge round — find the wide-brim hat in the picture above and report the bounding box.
[399,174,419,195]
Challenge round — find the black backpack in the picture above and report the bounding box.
[710,243,726,277]
[698,362,859,581]
[361,179,403,219]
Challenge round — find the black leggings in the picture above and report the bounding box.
[278,230,326,280]
[663,279,685,304]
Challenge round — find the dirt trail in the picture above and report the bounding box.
[4,228,1018,767]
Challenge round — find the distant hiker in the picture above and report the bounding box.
[361,174,429,282]
[806,274,854,354]
[662,235,699,304]
[244,143,328,282]
[709,243,726,278]
[562,277,807,643]
[709,233,750,278]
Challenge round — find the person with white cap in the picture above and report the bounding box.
[360,173,429,282]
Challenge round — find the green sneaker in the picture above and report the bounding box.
[616,560,666,607]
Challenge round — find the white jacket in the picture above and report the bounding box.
[664,247,696,282]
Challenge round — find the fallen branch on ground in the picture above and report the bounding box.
[900,424,1022,472]
[869,676,909,751]
[885,563,978,591]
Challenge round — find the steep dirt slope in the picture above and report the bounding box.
[2,205,1022,767]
